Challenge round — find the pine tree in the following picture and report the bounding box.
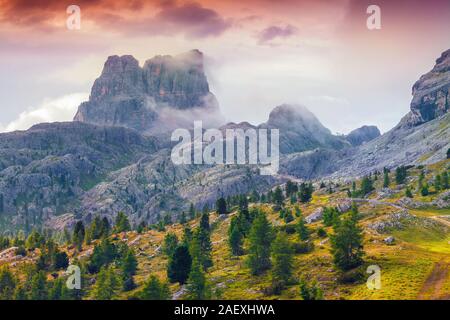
[285,180,298,196]
[330,216,364,271]
[140,275,170,300]
[92,266,120,300]
[421,184,429,196]
[296,215,309,241]
[121,248,138,291]
[216,197,227,215]
[395,166,407,185]
[360,176,374,196]
[246,213,274,275]
[191,228,213,270]
[228,223,244,256]
[299,278,323,300]
[418,170,425,191]
[299,183,313,203]
[405,187,413,198]
[49,278,71,300]
[87,238,118,274]
[435,174,442,192]
[186,258,210,300]
[72,221,85,251]
[271,233,294,290]
[447,148,450,159]
[200,212,210,232]
[114,212,131,233]
[100,217,111,237]
[179,212,187,224]
[383,168,390,188]
[0,267,16,300]
[30,271,48,300]
[273,186,284,208]
[89,216,103,240]
[323,207,340,227]
[189,203,196,220]
[167,244,192,284]
[442,171,449,189]
[182,227,193,245]
[283,209,294,224]
[163,232,179,258]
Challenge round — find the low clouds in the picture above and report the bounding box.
[257,24,298,45]
[1,93,88,132]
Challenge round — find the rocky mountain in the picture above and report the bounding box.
[280,49,450,179]
[400,48,450,127]
[74,49,221,133]
[1,48,449,233]
[345,125,381,146]
[260,104,349,154]
[0,122,159,233]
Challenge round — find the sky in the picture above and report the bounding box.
[0,0,449,134]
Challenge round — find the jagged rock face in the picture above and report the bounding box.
[345,125,381,146]
[74,50,219,132]
[261,104,349,154]
[401,49,450,127]
[0,122,158,233]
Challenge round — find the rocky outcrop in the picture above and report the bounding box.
[400,49,450,127]
[74,50,220,133]
[345,125,381,146]
[0,122,158,233]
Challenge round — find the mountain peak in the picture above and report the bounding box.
[345,125,381,146]
[263,104,348,154]
[400,48,450,127]
[74,50,219,132]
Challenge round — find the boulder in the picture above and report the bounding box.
[305,207,324,224]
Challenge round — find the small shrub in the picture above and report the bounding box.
[15,246,26,257]
[317,228,327,238]
[293,241,314,254]
[337,267,365,284]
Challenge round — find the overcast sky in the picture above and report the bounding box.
[0,0,449,134]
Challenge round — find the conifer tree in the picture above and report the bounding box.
[442,171,449,189]
[383,168,390,188]
[330,215,364,271]
[215,197,227,215]
[395,166,407,185]
[121,248,138,291]
[140,275,170,300]
[189,203,196,220]
[30,271,48,300]
[296,215,310,241]
[167,244,192,284]
[273,186,284,208]
[435,174,442,192]
[114,212,131,233]
[72,221,85,251]
[0,267,16,300]
[92,266,120,300]
[186,258,210,300]
[271,232,294,290]
[163,232,179,258]
[228,223,244,256]
[246,213,274,275]
[299,278,323,300]
[405,187,413,198]
[360,176,374,196]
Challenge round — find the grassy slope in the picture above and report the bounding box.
[2,160,449,300]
